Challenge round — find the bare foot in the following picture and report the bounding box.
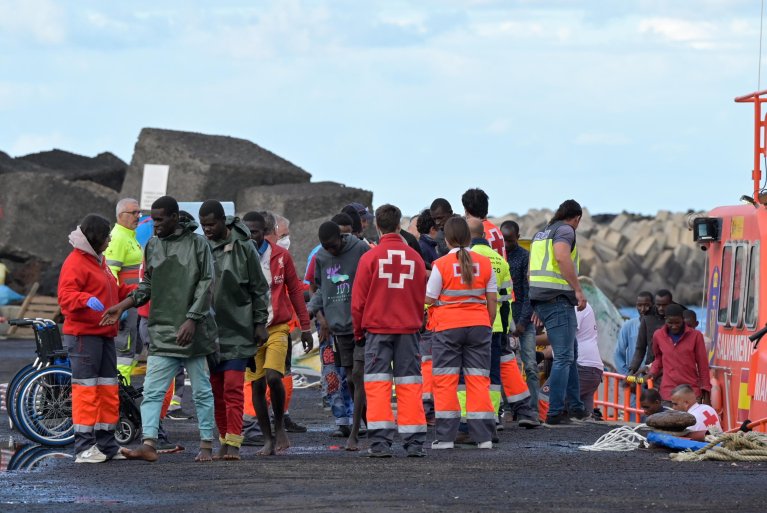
[120,444,158,462]
[213,445,227,461]
[345,435,359,452]
[275,428,290,453]
[258,438,276,456]
[195,448,213,462]
[222,445,241,461]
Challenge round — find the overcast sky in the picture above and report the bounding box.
[1,0,765,216]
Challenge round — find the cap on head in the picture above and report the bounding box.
[347,202,374,223]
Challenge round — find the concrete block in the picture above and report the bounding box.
[634,237,657,259]
[593,241,619,262]
[603,261,629,287]
[604,230,628,252]
[609,213,630,232]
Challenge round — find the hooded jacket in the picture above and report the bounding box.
[309,234,369,335]
[58,227,131,337]
[130,219,218,358]
[208,216,270,361]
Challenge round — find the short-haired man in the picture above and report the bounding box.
[309,221,370,450]
[429,198,454,257]
[104,198,144,383]
[243,211,314,455]
[416,209,439,268]
[628,289,674,378]
[640,388,669,418]
[352,204,427,457]
[644,304,711,405]
[102,196,218,462]
[615,292,654,378]
[462,188,505,258]
[198,201,270,460]
[529,199,588,426]
[671,384,721,441]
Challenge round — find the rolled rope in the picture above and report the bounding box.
[671,431,767,461]
[579,424,649,452]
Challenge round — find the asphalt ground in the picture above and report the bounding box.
[1,337,766,513]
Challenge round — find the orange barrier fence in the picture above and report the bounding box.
[593,372,652,423]
[726,416,767,433]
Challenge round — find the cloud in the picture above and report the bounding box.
[575,132,630,146]
[486,119,511,134]
[637,17,745,50]
[0,0,66,44]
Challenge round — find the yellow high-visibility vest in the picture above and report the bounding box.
[529,221,579,292]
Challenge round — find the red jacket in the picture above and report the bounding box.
[650,325,711,400]
[266,241,311,330]
[58,249,131,337]
[351,233,426,340]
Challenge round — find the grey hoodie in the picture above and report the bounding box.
[68,226,103,263]
[309,234,369,336]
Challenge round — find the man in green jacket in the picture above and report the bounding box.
[198,200,270,460]
[101,195,219,463]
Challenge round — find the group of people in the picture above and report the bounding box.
[57,184,672,463]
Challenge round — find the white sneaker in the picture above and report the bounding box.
[110,451,127,460]
[75,445,108,463]
[431,441,454,450]
[477,441,493,449]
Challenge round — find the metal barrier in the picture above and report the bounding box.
[726,417,767,433]
[593,372,652,423]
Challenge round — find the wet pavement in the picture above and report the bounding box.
[1,337,767,512]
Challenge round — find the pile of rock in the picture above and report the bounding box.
[490,209,705,307]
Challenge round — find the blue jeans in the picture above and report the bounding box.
[533,297,583,417]
[517,325,540,410]
[141,355,215,442]
[320,338,353,426]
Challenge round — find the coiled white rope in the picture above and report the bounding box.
[579,424,649,452]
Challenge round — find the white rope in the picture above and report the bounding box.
[579,424,648,452]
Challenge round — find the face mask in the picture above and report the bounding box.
[276,236,291,250]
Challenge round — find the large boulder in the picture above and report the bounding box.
[236,181,373,224]
[16,150,127,192]
[121,128,311,202]
[0,172,118,295]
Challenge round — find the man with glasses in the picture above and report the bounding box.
[104,198,144,383]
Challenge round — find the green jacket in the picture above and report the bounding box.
[130,219,218,358]
[208,217,270,361]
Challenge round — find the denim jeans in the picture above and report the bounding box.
[141,355,215,442]
[517,325,540,410]
[533,297,583,417]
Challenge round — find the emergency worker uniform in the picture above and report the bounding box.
[427,248,497,445]
[351,233,428,453]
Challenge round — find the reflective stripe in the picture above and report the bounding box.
[500,354,516,363]
[72,378,98,387]
[106,259,124,267]
[432,366,460,375]
[123,277,141,285]
[367,420,397,430]
[94,422,117,431]
[530,281,573,291]
[434,298,487,306]
[421,355,433,362]
[435,410,461,419]
[466,412,496,420]
[507,390,531,403]
[74,424,95,433]
[499,294,512,302]
[463,367,490,377]
[490,384,503,392]
[499,280,512,289]
[364,373,392,382]
[398,424,427,434]
[97,377,118,386]
[117,357,134,366]
[441,288,485,297]
[121,264,141,271]
[529,269,566,279]
[457,384,466,392]
[393,376,422,385]
[422,392,433,400]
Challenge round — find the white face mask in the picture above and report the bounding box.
[276,236,291,250]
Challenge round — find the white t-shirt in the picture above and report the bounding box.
[576,304,603,370]
[425,248,497,299]
[688,403,722,432]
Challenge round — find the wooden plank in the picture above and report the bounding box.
[6,282,39,337]
[31,297,59,305]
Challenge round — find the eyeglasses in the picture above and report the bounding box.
[120,210,142,216]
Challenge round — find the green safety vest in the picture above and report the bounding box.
[529,221,579,292]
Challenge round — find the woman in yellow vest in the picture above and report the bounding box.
[425,217,498,449]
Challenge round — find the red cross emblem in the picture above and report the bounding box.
[703,409,719,427]
[378,250,415,289]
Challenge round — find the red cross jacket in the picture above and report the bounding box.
[351,233,426,340]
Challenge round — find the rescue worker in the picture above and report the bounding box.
[351,204,427,457]
[104,198,143,383]
[101,196,218,463]
[426,217,497,449]
[468,219,540,429]
[198,201,270,460]
[243,211,314,455]
[59,214,132,463]
[529,199,588,426]
[461,188,505,258]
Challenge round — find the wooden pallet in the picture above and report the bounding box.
[6,283,61,337]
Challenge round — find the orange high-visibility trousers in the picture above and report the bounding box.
[364,333,426,448]
[500,352,531,404]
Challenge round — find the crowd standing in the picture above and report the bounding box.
[53,187,719,463]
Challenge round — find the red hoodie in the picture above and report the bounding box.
[263,241,311,330]
[351,233,426,340]
[58,229,131,337]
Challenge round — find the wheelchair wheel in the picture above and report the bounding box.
[6,363,37,431]
[11,445,71,471]
[14,366,74,446]
[115,417,138,445]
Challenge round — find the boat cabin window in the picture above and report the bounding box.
[745,244,759,328]
[730,245,747,326]
[718,245,733,325]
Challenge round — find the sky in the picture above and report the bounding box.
[1,0,766,217]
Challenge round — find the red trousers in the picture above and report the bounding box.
[211,369,245,444]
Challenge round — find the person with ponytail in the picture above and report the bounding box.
[425,217,498,449]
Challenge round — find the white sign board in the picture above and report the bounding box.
[140,164,170,210]
[178,202,236,236]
